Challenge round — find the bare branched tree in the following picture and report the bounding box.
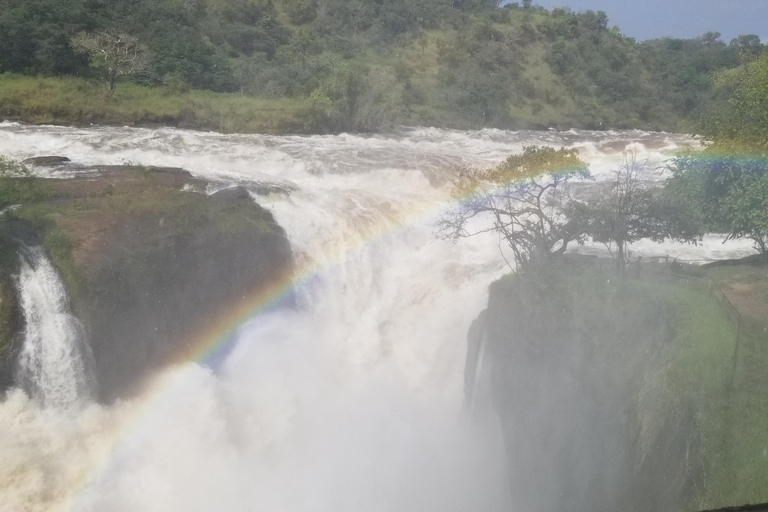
[571,151,667,270]
[71,31,149,92]
[436,146,590,271]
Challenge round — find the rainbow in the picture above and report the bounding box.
[68,143,768,505]
[67,185,449,505]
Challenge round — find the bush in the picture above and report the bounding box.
[0,157,40,210]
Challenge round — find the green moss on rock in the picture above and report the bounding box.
[1,166,294,401]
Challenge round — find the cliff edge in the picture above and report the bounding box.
[0,162,294,402]
[469,266,735,512]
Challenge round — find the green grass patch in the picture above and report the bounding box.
[695,263,768,508]
[0,74,310,134]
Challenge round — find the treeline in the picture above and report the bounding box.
[667,51,768,258]
[0,0,763,132]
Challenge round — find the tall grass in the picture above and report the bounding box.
[0,74,310,134]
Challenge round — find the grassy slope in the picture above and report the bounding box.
[697,263,768,508]
[394,17,580,130]
[642,275,736,510]
[601,267,768,510]
[0,9,692,134]
[0,74,309,134]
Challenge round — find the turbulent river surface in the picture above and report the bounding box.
[0,123,756,512]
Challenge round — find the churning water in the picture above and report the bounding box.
[0,123,755,512]
[16,246,93,409]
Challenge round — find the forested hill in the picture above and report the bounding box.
[0,0,763,133]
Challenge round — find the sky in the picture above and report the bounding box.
[524,0,768,42]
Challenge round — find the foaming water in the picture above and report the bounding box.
[0,123,751,511]
[16,246,93,408]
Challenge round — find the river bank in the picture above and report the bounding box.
[0,75,310,135]
[0,74,700,137]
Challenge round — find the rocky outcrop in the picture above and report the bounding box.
[472,268,706,512]
[22,156,71,167]
[0,163,294,402]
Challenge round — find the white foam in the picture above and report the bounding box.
[0,124,751,511]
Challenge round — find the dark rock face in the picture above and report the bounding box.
[0,269,20,393]
[0,221,37,394]
[210,186,252,202]
[474,270,700,512]
[22,156,71,166]
[83,197,293,402]
[0,163,295,402]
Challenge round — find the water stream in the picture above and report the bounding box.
[16,246,92,409]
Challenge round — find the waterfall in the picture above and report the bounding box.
[16,246,93,408]
[0,124,758,512]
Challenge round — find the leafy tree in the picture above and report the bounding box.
[276,28,322,65]
[721,171,768,256]
[305,57,364,132]
[437,146,590,270]
[144,24,233,90]
[0,0,92,75]
[699,31,722,47]
[730,34,764,63]
[282,0,318,24]
[71,30,149,91]
[704,53,768,147]
[352,65,406,131]
[666,151,768,259]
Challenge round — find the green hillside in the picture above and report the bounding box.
[0,0,761,133]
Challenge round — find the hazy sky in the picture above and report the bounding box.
[525,0,768,42]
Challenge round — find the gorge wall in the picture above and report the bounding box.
[468,266,732,512]
[0,163,294,402]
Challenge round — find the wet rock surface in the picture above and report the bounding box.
[0,158,295,401]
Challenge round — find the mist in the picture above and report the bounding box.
[0,124,756,512]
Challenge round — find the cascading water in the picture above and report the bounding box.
[16,246,93,408]
[0,123,757,512]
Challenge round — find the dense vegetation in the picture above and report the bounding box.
[0,0,762,132]
[666,52,768,258]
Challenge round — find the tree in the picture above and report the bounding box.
[666,151,768,260]
[670,42,768,261]
[699,31,722,47]
[437,146,590,271]
[71,31,149,92]
[283,0,318,24]
[305,57,364,132]
[730,34,764,64]
[572,152,685,270]
[704,52,768,147]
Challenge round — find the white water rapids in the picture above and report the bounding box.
[0,123,756,512]
[16,246,93,409]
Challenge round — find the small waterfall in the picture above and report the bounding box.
[16,246,92,408]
